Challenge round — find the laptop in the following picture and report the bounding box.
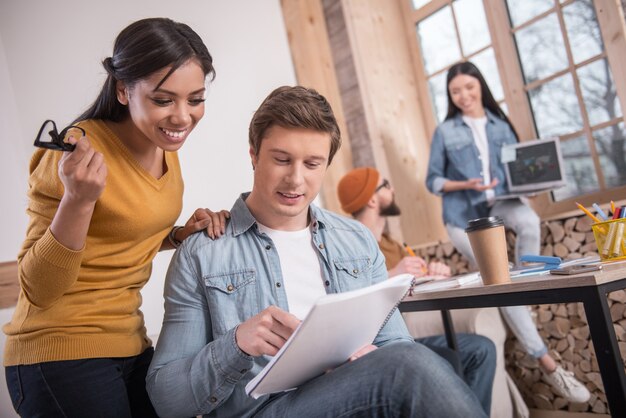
[495,137,566,200]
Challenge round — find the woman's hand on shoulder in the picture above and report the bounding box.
[58,136,107,205]
[181,208,230,240]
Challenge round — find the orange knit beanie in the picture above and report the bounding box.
[337,167,380,214]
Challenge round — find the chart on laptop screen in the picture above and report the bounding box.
[503,137,566,194]
[509,142,561,185]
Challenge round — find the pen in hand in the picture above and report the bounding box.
[404,242,427,274]
[403,242,416,257]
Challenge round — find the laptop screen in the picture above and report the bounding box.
[503,137,566,193]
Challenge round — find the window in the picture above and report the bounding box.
[508,0,624,201]
[402,0,626,216]
[414,0,505,122]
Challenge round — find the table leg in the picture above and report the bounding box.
[441,309,459,351]
[583,286,626,417]
[440,309,464,377]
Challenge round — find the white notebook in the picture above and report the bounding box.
[245,273,414,399]
[411,272,481,292]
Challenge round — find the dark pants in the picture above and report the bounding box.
[5,347,158,418]
[417,333,496,415]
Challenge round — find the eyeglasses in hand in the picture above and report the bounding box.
[34,120,85,152]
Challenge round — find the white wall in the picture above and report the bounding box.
[0,1,295,415]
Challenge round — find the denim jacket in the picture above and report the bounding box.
[146,193,413,418]
[425,110,518,229]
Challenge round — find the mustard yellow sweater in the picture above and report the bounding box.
[3,120,183,365]
[378,233,405,271]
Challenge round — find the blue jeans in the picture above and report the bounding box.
[417,334,495,414]
[5,348,158,418]
[446,198,548,359]
[252,341,487,418]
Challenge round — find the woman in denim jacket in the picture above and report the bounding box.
[426,61,589,403]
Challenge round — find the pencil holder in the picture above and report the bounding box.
[592,218,626,261]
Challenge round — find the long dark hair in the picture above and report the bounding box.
[74,18,215,124]
[444,61,518,140]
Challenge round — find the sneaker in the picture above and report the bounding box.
[542,365,591,403]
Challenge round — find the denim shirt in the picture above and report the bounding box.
[146,193,413,418]
[425,110,518,228]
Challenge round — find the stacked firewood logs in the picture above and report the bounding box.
[413,214,625,413]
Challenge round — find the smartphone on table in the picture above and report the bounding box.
[549,264,602,275]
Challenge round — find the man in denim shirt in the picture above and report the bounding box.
[147,86,486,418]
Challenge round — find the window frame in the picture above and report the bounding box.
[400,0,626,219]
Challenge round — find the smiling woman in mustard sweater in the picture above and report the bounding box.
[3,18,228,418]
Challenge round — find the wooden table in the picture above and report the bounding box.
[400,263,626,417]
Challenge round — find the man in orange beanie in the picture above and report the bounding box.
[337,167,496,414]
[337,167,450,277]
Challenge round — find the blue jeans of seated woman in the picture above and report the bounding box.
[446,198,548,359]
[5,347,158,418]
[253,341,487,418]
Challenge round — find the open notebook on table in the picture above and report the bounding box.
[245,273,414,399]
[411,272,482,292]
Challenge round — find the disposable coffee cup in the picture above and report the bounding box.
[465,216,511,285]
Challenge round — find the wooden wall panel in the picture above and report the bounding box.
[280,0,352,214]
[595,0,626,127]
[322,0,375,168]
[281,0,448,245]
[338,0,447,245]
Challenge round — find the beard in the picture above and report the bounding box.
[379,199,401,217]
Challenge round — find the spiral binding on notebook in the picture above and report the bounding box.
[376,276,418,335]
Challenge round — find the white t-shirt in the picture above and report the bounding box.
[257,223,326,320]
[463,115,494,203]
